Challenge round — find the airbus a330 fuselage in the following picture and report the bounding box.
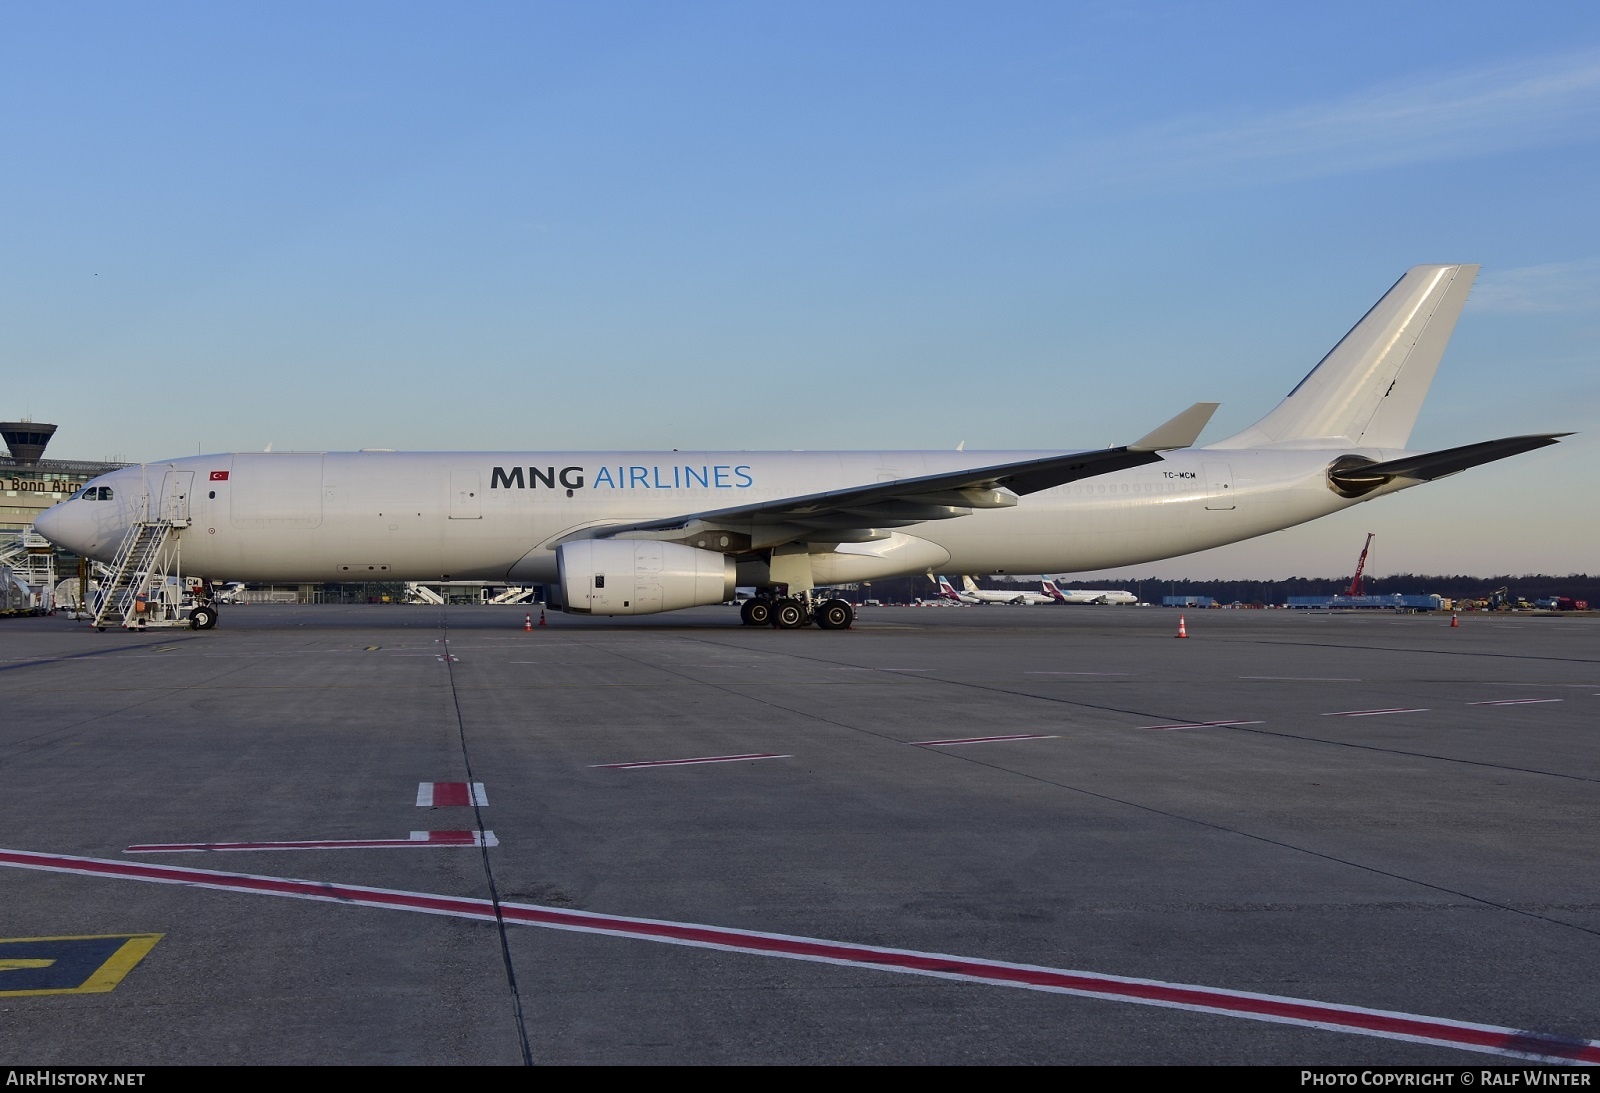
[44,444,1393,584]
[36,264,1566,629]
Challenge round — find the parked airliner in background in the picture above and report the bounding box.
[36,265,1566,630]
[931,575,1049,605]
[955,575,1057,605]
[1044,581,1138,605]
[934,576,1136,605]
[934,576,979,604]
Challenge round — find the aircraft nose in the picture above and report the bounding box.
[32,501,85,554]
[33,503,64,542]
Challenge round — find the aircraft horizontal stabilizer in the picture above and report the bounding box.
[1130,403,1220,452]
[1328,433,1569,496]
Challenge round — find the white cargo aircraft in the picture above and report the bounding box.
[37,265,1565,631]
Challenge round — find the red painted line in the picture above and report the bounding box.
[416,782,487,806]
[410,830,494,845]
[1322,708,1429,717]
[124,831,496,852]
[1468,699,1562,706]
[1139,720,1263,731]
[912,734,1058,746]
[592,753,790,770]
[0,846,1594,1064]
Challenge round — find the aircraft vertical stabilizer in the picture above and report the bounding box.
[1207,264,1478,450]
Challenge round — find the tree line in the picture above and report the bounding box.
[854,573,1600,605]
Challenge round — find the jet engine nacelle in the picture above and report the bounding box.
[556,540,736,616]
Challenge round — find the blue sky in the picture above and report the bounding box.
[3,3,1595,577]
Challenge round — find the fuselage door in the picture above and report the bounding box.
[159,470,195,523]
[449,471,482,520]
[1203,462,1236,510]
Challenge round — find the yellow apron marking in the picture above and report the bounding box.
[0,934,162,997]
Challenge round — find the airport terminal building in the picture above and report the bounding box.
[0,421,126,536]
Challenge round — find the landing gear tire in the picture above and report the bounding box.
[189,605,217,631]
[741,599,772,627]
[773,597,807,629]
[815,598,854,630]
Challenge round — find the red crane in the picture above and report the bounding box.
[1347,533,1375,597]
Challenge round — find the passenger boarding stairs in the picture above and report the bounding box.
[92,520,180,628]
[488,585,539,605]
[3,532,62,610]
[88,467,206,630]
[0,534,25,570]
[404,582,447,605]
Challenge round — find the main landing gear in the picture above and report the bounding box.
[739,595,854,630]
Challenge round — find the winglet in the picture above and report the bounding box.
[1130,403,1220,452]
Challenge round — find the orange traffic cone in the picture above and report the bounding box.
[1176,615,1188,639]
[538,608,547,627]
[1449,614,1459,628]
[524,613,533,631]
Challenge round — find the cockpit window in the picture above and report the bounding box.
[82,486,113,500]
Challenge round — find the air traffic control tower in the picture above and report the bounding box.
[1,420,128,536]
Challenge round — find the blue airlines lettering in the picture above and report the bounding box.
[490,465,754,490]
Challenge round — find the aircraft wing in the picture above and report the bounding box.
[585,403,1220,550]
